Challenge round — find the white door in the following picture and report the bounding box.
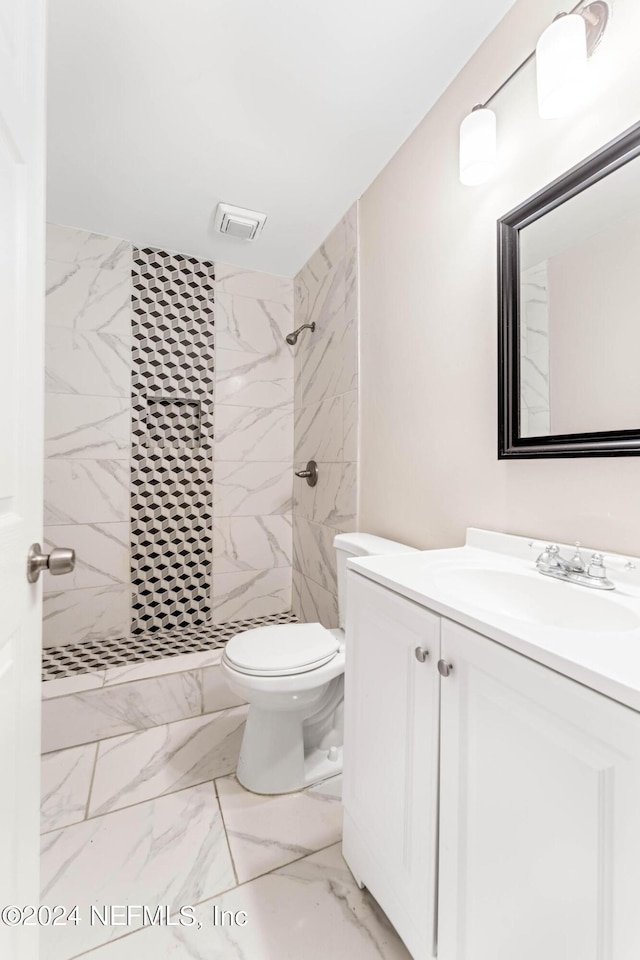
[0,0,46,957]
[438,618,640,960]
[342,572,441,960]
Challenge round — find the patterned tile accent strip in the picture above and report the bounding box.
[41,612,299,681]
[131,248,215,632]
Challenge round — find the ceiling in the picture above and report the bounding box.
[47,0,517,277]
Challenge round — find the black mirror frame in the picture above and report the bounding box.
[498,120,640,459]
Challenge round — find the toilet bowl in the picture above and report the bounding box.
[221,533,418,794]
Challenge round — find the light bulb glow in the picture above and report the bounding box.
[536,14,588,119]
[459,107,497,186]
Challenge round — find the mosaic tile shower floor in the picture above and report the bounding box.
[42,612,299,681]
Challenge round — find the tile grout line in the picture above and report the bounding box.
[82,742,101,823]
[39,774,240,838]
[209,837,343,895]
[42,659,223,701]
[212,776,240,888]
[63,838,345,960]
[40,701,246,758]
[290,565,338,597]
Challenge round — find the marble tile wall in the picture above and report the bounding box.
[520,261,550,438]
[41,649,246,753]
[211,265,295,622]
[44,225,133,647]
[44,228,298,645]
[292,205,359,627]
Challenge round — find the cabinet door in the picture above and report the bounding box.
[438,618,640,960]
[343,572,441,960]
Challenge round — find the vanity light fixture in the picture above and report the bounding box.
[459,105,497,186]
[536,14,588,119]
[458,1,610,185]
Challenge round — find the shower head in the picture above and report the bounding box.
[286,322,316,346]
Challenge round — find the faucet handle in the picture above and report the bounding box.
[587,552,607,578]
[536,544,559,570]
[536,544,553,563]
[569,541,586,573]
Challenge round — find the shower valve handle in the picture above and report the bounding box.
[295,460,318,487]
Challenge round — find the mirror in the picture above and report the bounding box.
[498,122,640,458]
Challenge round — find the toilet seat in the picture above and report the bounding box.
[223,623,339,677]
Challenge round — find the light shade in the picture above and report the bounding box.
[536,14,588,119]
[459,107,497,186]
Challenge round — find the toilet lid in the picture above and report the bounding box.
[223,623,340,677]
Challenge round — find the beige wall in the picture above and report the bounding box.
[359,0,640,556]
[292,206,358,627]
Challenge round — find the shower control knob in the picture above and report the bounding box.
[294,460,318,487]
[27,543,76,583]
[414,647,429,663]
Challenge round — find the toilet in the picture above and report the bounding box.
[221,532,418,794]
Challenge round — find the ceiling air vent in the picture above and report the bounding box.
[214,202,267,241]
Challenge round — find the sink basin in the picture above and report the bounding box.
[433,567,640,633]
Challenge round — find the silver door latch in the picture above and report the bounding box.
[27,543,76,583]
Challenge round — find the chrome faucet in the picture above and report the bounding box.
[535,542,615,590]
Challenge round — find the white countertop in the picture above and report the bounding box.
[348,528,640,713]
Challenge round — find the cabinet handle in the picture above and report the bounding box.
[414,647,429,663]
[437,659,453,678]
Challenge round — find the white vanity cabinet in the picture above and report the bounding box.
[438,618,640,960]
[343,571,441,960]
[343,570,640,960]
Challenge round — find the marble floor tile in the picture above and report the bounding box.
[88,707,247,816]
[41,670,203,753]
[215,265,293,304]
[45,394,130,460]
[72,843,411,960]
[45,328,131,398]
[211,567,291,623]
[41,744,97,832]
[43,522,130,591]
[308,773,343,801]
[215,774,343,883]
[46,260,131,335]
[43,584,130,650]
[213,461,293,517]
[40,783,235,960]
[214,402,293,462]
[42,671,105,700]
[44,459,130,525]
[213,515,292,574]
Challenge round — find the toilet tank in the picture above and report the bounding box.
[334,533,419,629]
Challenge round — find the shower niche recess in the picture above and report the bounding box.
[145,396,203,449]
